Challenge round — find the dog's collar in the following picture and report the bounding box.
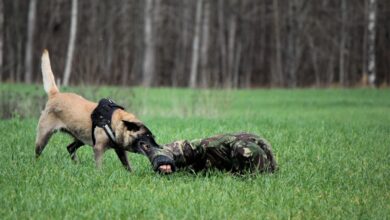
[91,98,124,146]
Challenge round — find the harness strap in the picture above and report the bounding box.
[103,124,116,142]
[91,98,124,146]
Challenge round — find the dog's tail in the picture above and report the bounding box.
[41,49,59,97]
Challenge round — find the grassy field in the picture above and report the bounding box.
[0,84,389,219]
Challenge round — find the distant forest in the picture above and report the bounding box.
[1,0,389,88]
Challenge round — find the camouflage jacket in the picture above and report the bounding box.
[152,132,277,173]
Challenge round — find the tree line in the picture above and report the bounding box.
[1,0,389,88]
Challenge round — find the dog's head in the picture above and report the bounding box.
[115,120,161,158]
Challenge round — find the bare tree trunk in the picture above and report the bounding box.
[17,41,22,81]
[243,33,254,88]
[121,0,131,85]
[218,0,227,88]
[285,0,308,87]
[105,3,115,79]
[308,36,320,86]
[286,0,297,88]
[339,0,347,86]
[327,56,335,85]
[272,0,283,86]
[367,0,377,86]
[142,0,157,87]
[189,0,203,88]
[256,0,266,87]
[227,14,237,88]
[361,0,368,85]
[24,0,37,83]
[232,41,241,88]
[14,0,23,82]
[0,0,3,81]
[63,0,78,86]
[200,0,210,88]
[173,0,190,87]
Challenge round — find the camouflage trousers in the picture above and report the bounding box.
[152,132,278,173]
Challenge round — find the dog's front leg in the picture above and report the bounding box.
[93,128,109,169]
[93,143,106,169]
[115,149,132,172]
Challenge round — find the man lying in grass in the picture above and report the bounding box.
[145,132,278,174]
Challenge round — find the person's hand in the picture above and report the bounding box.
[158,164,172,174]
[152,155,175,173]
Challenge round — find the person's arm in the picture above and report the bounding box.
[152,139,207,173]
[183,139,207,171]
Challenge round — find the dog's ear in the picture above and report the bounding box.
[122,121,142,132]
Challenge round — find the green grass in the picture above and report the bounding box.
[0,84,389,219]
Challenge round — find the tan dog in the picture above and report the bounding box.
[35,50,162,171]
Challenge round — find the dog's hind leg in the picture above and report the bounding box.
[66,140,84,162]
[35,114,60,158]
[115,149,132,171]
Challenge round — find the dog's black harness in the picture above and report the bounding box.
[91,98,124,146]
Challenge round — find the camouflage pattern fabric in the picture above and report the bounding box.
[152,132,278,173]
